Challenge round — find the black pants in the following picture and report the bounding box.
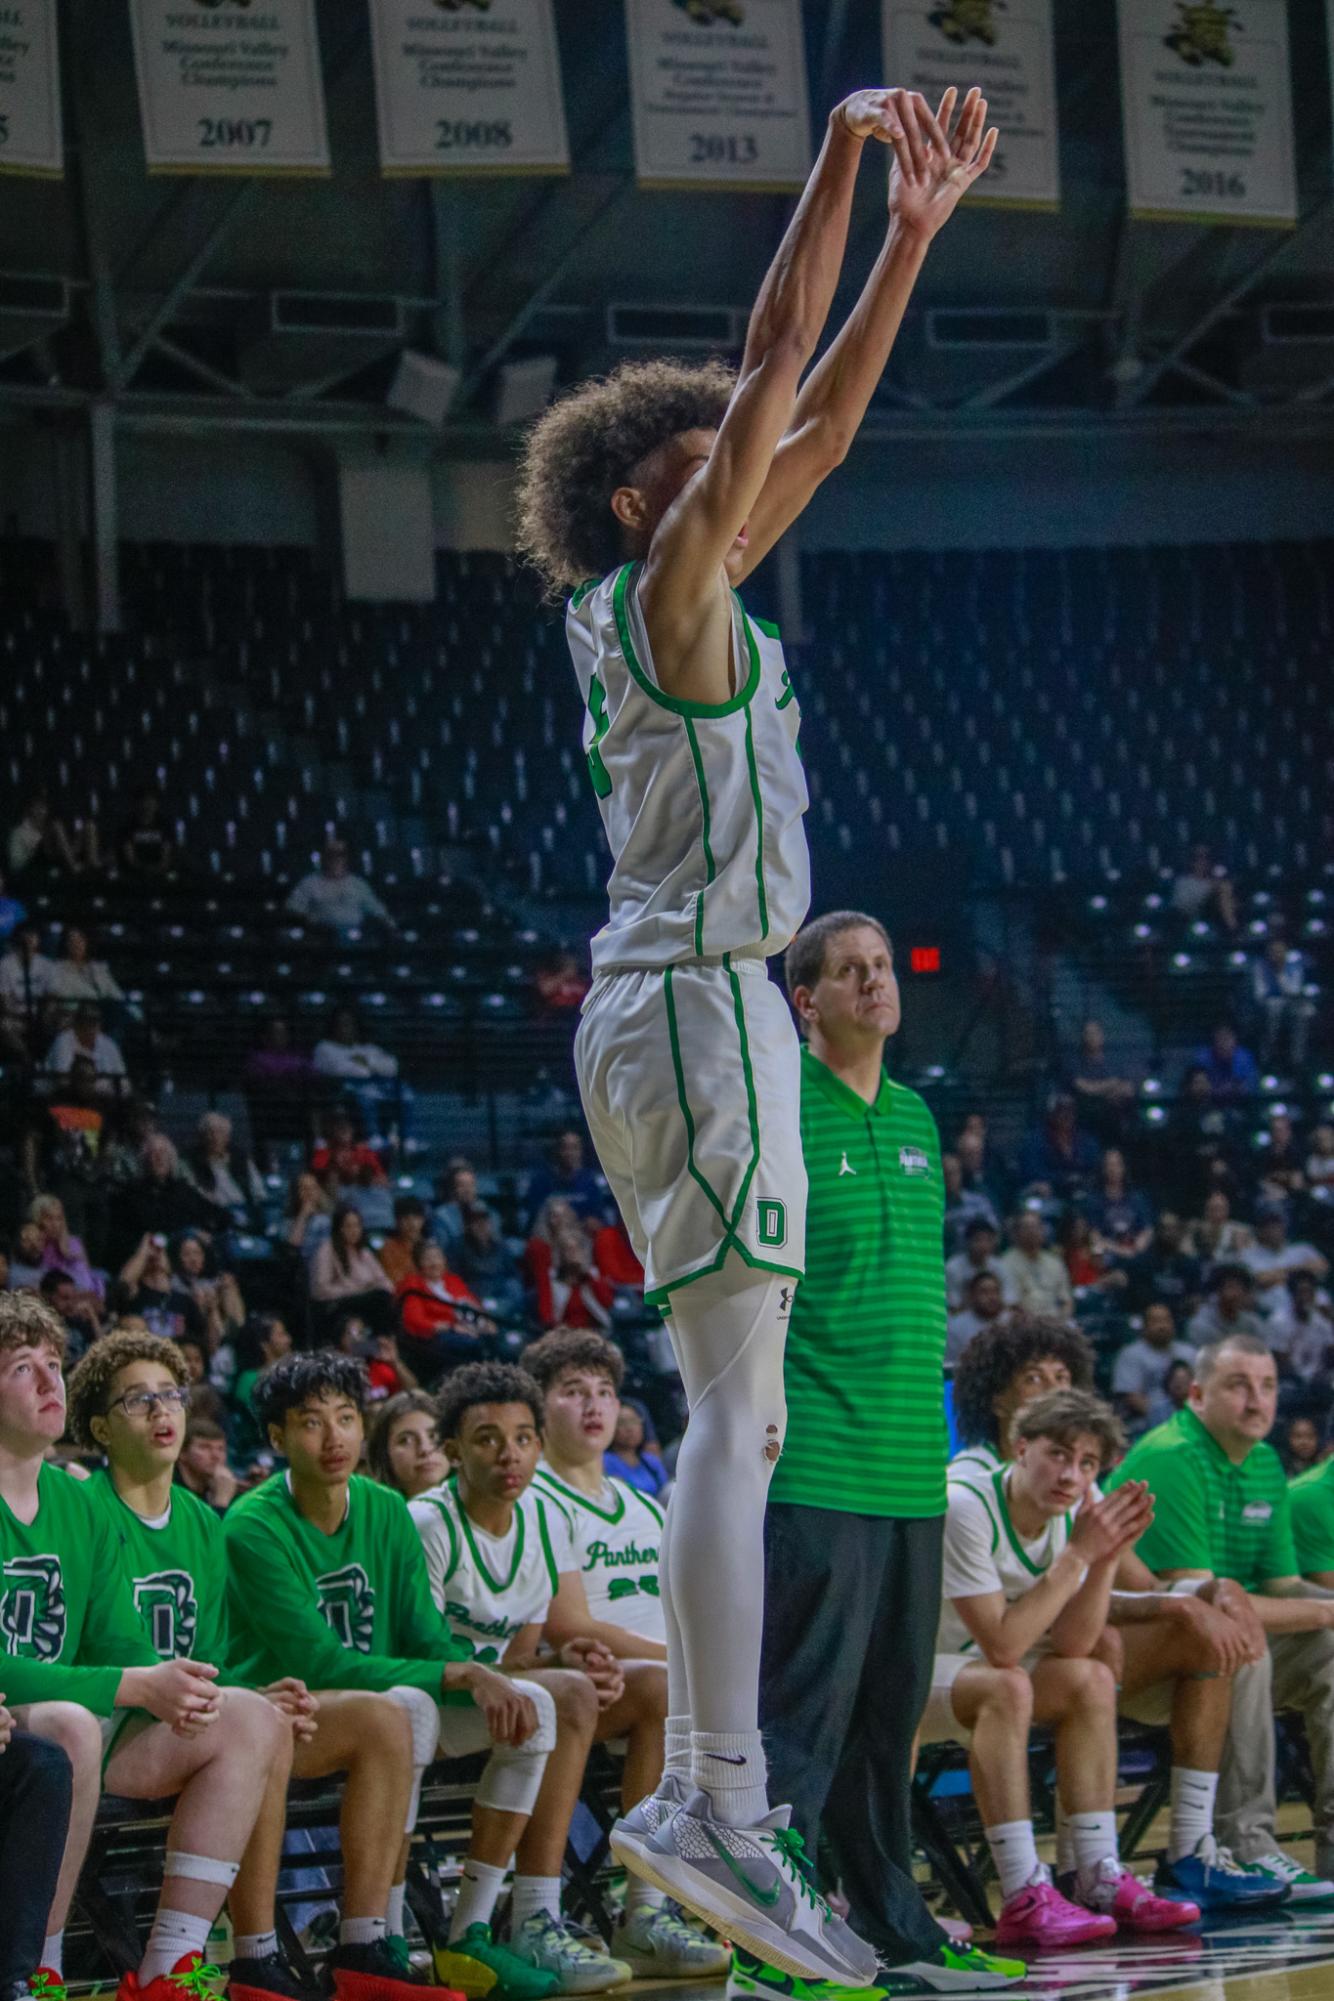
[760,1505,946,1965]
[0,1732,73,1982]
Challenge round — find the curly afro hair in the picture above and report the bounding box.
[66,1328,187,1449]
[952,1316,1095,1451]
[515,358,735,598]
[438,1361,544,1446]
[523,1328,625,1396]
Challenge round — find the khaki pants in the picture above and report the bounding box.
[1216,1629,1334,1869]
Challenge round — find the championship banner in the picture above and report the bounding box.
[369,0,569,177]
[881,1,1059,211]
[1117,0,1297,226]
[626,0,812,192]
[0,0,63,178]
[129,0,331,175]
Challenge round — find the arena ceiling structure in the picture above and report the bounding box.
[2,0,1333,469]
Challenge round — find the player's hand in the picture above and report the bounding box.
[0,1700,12,1754]
[1176,1595,1250,1677]
[1204,1580,1268,1663]
[464,1664,540,1747]
[129,1659,221,1736]
[263,1678,320,1743]
[1070,1482,1154,1566]
[884,87,999,243]
[834,90,905,145]
[559,1638,625,1709]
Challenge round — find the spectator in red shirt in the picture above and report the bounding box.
[534,949,591,1012]
[593,1212,645,1290]
[534,1226,615,1332]
[395,1238,495,1384]
[310,1106,387,1187]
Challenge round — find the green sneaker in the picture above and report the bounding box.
[1242,1850,1334,1905]
[435,1925,560,2001]
[725,1949,912,2001]
[891,1945,1027,1991]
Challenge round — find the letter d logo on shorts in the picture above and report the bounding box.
[757,1199,787,1248]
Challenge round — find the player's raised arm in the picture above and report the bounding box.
[637,92,901,662]
[736,86,997,581]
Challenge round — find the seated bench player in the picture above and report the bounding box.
[223,1352,562,2001]
[1108,1333,1334,1901]
[411,1362,677,1993]
[0,1293,285,2001]
[925,1389,1200,1947]
[525,1329,728,1980]
[951,1317,1283,1912]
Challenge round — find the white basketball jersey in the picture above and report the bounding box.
[566,563,810,975]
[410,1479,571,1662]
[937,1464,1081,1659]
[532,1461,666,1644]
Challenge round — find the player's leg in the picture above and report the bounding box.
[1033,1655,1194,1934]
[3,1708,90,1989]
[105,1688,287,1992]
[0,1731,72,1992]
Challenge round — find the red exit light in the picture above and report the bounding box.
[910,946,942,975]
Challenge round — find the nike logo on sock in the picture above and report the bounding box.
[704,1751,749,1765]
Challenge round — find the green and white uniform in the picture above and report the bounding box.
[533,1461,666,1645]
[920,1465,1083,1745]
[409,1478,572,1659]
[87,1469,231,1670]
[567,562,809,1304]
[0,1464,157,1758]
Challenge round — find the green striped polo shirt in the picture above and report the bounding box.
[1106,1405,1297,1590]
[769,1047,947,1517]
[1289,1459,1334,1578]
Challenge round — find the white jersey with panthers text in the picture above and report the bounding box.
[566,563,810,976]
[532,1460,666,1644]
[409,1479,571,1663]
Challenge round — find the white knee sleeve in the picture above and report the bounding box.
[164,1850,240,1889]
[387,1684,445,1833]
[474,1681,556,1819]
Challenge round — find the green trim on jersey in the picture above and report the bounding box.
[533,1465,625,1528]
[456,1487,527,1596]
[570,578,600,610]
[421,1492,463,1588]
[611,563,762,719]
[664,962,736,1239]
[769,1048,948,1518]
[752,615,782,640]
[534,1498,561,1595]
[742,706,769,937]
[684,718,717,956]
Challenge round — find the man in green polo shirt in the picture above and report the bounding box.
[759,910,1020,1995]
[1291,1457,1334,1586]
[1108,1331,1334,1897]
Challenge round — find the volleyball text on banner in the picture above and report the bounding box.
[1117,0,1297,226]
[626,0,812,192]
[0,0,63,178]
[129,0,330,175]
[369,0,569,177]
[881,1,1059,211]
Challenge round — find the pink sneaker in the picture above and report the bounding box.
[995,1874,1118,1949]
[1081,1859,1201,1932]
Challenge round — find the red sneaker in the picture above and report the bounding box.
[28,1970,68,2001]
[995,1874,1117,1949]
[1081,1859,1202,1932]
[114,1956,225,2001]
[330,1937,467,2001]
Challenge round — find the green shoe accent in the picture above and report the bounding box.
[437,1926,559,2001]
[726,1949,896,2001]
[937,1946,1025,1980]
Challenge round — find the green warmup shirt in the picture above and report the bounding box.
[1289,1459,1334,1577]
[768,1047,948,1517]
[86,1468,233,1674]
[1107,1405,1297,1590]
[225,1471,472,1704]
[0,1463,157,1713]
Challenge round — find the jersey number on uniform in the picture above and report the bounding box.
[0,1556,66,1660]
[585,675,613,799]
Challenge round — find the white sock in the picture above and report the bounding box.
[623,1878,668,1917]
[340,1916,388,1947]
[42,1934,64,1978]
[690,1729,769,1828]
[449,1858,509,1941]
[1069,1810,1120,1889]
[234,1933,279,1962]
[1055,1799,1075,1876]
[664,1714,691,1782]
[1168,1767,1219,1864]
[986,1819,1042,1902]
[386,1883,406,1938]
[139,1909,214,1987]
[510,1875,563,1930]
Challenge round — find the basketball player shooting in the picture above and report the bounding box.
[516,85,997,1984]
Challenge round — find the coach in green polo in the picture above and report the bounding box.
[1108,1332,1334,1895]
[759,909,953,1973]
